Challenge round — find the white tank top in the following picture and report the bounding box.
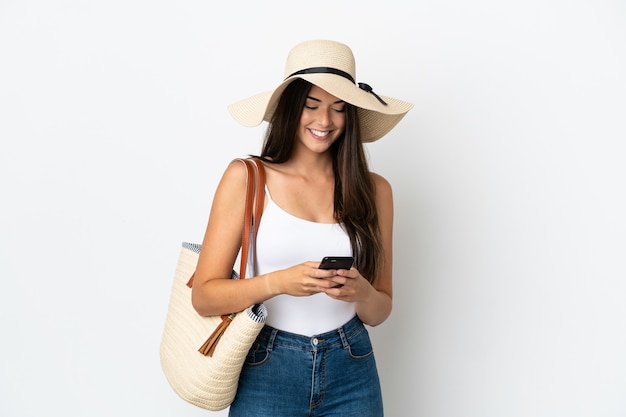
[252,187,356,336]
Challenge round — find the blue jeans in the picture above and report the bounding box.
[229,315,384,417]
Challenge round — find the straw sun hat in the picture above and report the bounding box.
[227,39,413,143]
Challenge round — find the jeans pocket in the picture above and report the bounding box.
[345,328,374,361]
[244,342,271,367]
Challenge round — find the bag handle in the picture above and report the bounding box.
[186,157,265,288]
[237,157,266,279]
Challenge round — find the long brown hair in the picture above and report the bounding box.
[256,79,383,284]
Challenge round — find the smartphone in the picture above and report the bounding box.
[318,256,354,270]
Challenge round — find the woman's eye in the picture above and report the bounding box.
[333,107,345,113]
[305,105,318,110]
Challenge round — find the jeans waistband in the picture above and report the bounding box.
[257,315,365,351]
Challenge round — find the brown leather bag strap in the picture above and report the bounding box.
[235,157,266,280]
[249,158,266,276]
[251,158,266,232]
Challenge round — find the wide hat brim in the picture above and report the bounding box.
[228,72,413,143]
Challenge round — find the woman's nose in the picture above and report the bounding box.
[316,109,331,126]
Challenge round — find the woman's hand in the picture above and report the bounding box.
[317,264,392,327]
[268,262,339,297]
[269,261,391,327]
[315,266,374,303]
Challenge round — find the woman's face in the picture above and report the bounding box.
[296,85,346,153]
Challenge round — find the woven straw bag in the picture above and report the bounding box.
[160,158,268,411]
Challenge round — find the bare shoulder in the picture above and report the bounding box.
[226,158,252,175]
[210,159,252,210]
[369,171,393,199]
[219,158,250,187]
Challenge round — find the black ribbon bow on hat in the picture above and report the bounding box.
[358,83,388,106]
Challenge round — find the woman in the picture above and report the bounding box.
[192,39,412,416]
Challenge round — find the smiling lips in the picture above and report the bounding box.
[309,128,330,139]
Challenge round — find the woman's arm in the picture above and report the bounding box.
[355,173,394,325]
[191,161,277,316]
[318,172,394,326]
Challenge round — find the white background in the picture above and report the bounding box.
[1,1,625,416]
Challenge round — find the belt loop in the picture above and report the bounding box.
[338,325,350,349]
[267,328,278,351]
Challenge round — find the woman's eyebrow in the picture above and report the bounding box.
[306,96,345,104]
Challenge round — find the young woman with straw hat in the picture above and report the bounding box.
[191,39,412,416]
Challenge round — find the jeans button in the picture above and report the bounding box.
[312,338,318,346]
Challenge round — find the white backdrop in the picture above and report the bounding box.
[1,1,625,416]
